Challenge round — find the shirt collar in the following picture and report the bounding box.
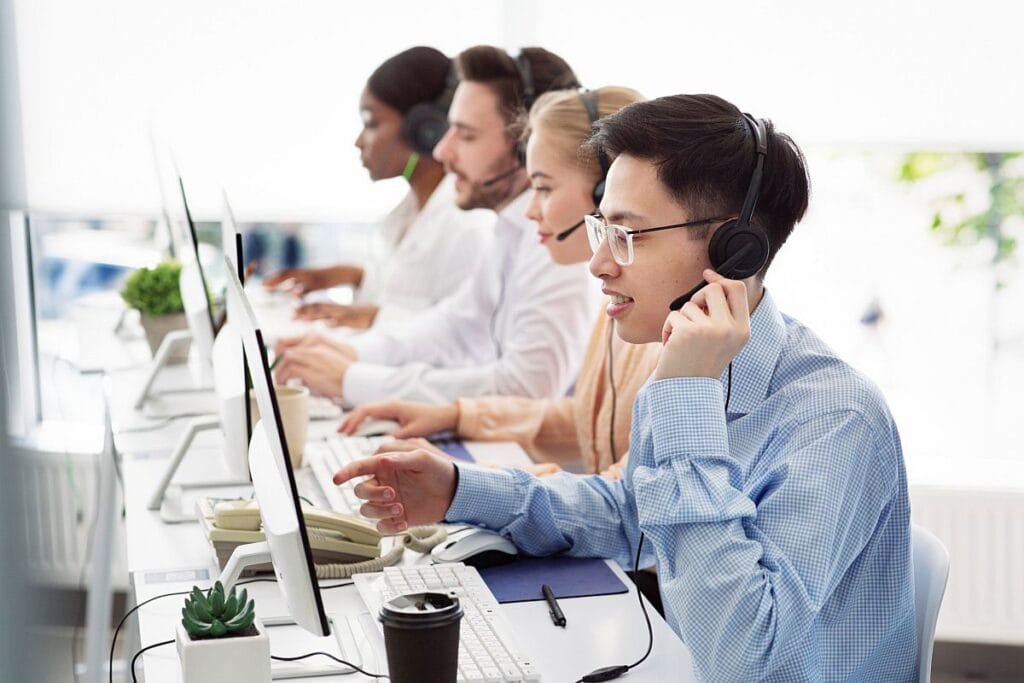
[417,173,456,220]
[496,189,533,232]
[720,288,786,415]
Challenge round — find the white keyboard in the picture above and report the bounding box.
[354,563,541,682]
[307,435,386,515]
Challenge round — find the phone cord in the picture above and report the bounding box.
[314,525,448,579]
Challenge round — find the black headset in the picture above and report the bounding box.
[400,65,458,155]
[554,89,609,242]
[580,89,610,208]
[511,52,535,166]
[481,51,535,188]
[668,114,771,311]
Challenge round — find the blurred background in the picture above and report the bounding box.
[2,1,1022,680]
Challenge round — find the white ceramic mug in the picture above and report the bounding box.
[249,385,309,469]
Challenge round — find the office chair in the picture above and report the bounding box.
[912,523,950,683]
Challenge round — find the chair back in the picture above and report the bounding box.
[912,524,950,683]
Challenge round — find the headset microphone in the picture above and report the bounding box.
[554,217,585,241]
[481,165,522,187]
[668,114,771,312]
[669,243,756,310]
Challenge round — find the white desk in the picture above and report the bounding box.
[111,365,698,682]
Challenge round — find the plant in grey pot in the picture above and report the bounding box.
[120,260,189,362]
[176,581,270,682]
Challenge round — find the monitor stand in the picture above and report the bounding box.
[219,542,366,679]
[133,329,194,409]
[148,415,250,523]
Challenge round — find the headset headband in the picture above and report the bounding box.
[580,89,610,178]
[738,113,768,228]
[514,52,536,110]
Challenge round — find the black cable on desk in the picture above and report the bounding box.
[575,363,735,682]
[131,639,173,683]
[271,651,388,678]
[110,577,354,683]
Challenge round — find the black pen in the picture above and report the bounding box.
[542,583,566,628]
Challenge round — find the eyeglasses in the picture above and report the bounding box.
[583,213,731,266]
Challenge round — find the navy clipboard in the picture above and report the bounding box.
[478,556,628,604]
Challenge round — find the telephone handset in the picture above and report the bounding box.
[213,498,382,547]
[196,497,449,580]
[197,497,382,562]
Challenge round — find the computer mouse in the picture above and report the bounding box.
[351,417,401,438]
[431,528,519,568]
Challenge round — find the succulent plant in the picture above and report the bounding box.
[181,581,256,638]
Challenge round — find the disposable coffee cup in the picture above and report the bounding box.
[379,592,463,683]
[249,385,309,469]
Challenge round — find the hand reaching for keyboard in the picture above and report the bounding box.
[332,448,457,534]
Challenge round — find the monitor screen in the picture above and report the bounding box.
[222,255,329,637]
[221,196,252,446]
[177,176,217,337]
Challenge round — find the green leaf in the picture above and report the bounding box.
[119,260,185,316]
[182,611,212,637]
[189,595,214,623]
[210,585,225,615]
[225,609,255,633]
[898,152,955,182]
[210,619,227,638]
[997,236,1017,260]
[223,593,239,619]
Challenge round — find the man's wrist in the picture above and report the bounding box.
[443,462,460,523]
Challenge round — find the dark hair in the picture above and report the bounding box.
[588,94,810,272]
[455,46,580,130]
[366,46,451,115]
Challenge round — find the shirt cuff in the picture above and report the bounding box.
[347,333,386,364]
[644,377,729,465]
[341,361,393,407]
[445,464,519,529]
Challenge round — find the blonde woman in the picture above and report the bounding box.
[340,86,660,478]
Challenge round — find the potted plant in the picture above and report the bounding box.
[175,581,271,682]
[120,259,189,362]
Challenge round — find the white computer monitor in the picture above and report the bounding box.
[177,176,216,366]
[1,211,41,438]
[212,199,252,478]
[220,254,329,637]
[147,205,254,518]
[133,175,219,412]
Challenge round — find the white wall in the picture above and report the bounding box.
[14,0,1024,219]
[14,0,504,220]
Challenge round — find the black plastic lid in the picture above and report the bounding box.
[379,592,463,630]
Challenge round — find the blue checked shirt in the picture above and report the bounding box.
[448,291,917,682]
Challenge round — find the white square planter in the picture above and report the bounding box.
[176,617,271,683]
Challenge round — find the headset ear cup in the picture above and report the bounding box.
[708,221,770,280]
[591,178,605,209]
[402,104,449,156]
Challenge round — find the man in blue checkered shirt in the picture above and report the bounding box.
[336,94,917,682]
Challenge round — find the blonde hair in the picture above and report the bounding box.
[524,85,644,183]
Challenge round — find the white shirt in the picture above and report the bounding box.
[356,174,492,327]
[342,190,601,405]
